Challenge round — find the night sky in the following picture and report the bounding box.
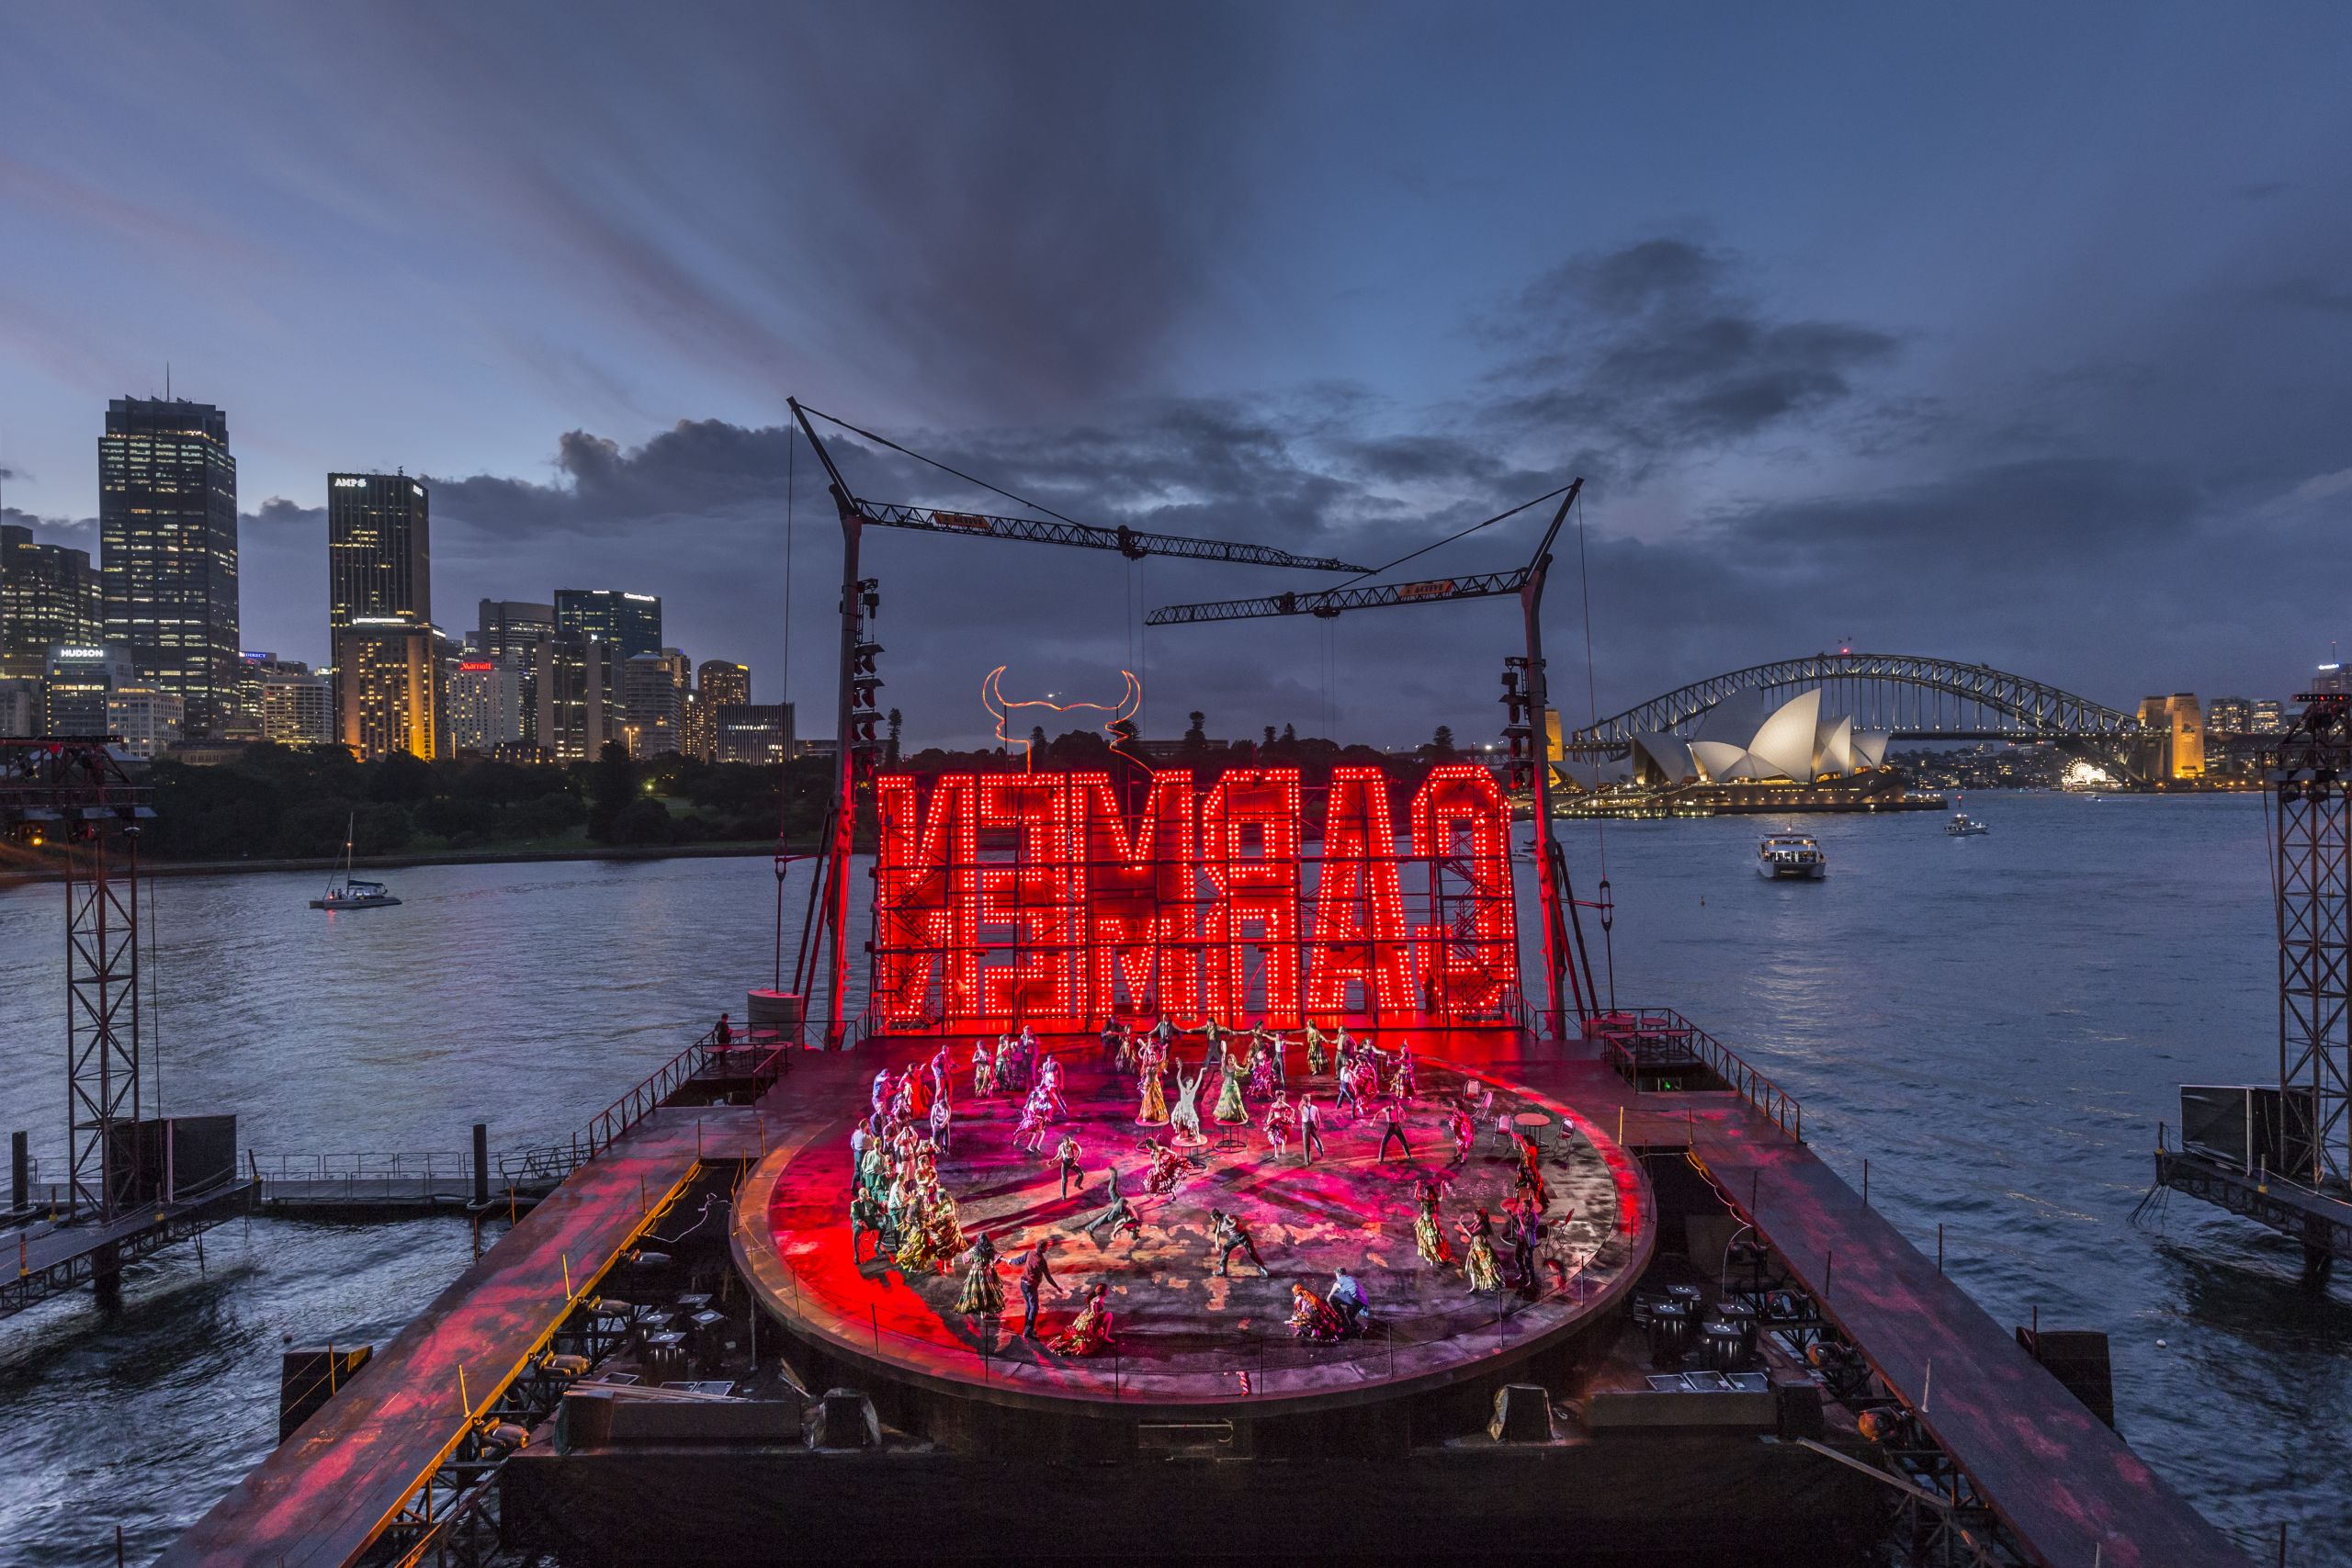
[6,5,2351,748]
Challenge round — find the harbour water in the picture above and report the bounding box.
[3,792,2347,1564]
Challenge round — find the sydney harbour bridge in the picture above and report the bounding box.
[1561,650,2150,761]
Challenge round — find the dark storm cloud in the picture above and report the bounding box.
[2256,276,2352,315]
[1481,237,1901,474]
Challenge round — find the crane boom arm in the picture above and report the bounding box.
[848,499,1367,571]
[1146,566,1532,625]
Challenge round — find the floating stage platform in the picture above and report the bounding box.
[164,1025,2250,1568]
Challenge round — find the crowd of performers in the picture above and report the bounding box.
[841,1017,1575,1358]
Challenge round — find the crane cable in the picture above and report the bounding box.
[795,401,1090,532]
[1575,485,1617,1013]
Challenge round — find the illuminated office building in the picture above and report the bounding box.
[715,702,793,765]
[554,589,662,661]
[2,523,104,663]
[623,649,690,756]
[327,472,430,704]
[245,654,334,746]
[98,397,240,738]
[338,621,442,761]
[44,643,137,736]
[449,657,526,753]
[686,660,749,761]
[105,686,185,761]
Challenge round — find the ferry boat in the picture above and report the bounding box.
[310,815,401,908]
[1757,832,1826,879]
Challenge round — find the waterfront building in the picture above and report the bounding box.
[686,659,749,761]
[337,620,442,761]
[715,702,793,764]
[105,685,185,760]
[623,648,691,756]
[2252,698,2286,734]
[2312,662,2349,695]
[1628,689,1890,786]
[449,657,526,753]
[1,523,104,663]
[553,588,661,661]
[43,642,136,736]
[98,397,241,739]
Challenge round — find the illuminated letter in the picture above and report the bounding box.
[1306,766,1411,1015]
[1409,764,1517,1018]
[874,773,962,1023]
[1200,768,1303,1024]
[973,773,1081,1024]
[1074,772,1198,1020]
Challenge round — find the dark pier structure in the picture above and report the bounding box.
[2152,693,2352,1282]
[142,418,2249,1567]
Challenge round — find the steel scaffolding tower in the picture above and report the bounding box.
[2276,694,2351,1189]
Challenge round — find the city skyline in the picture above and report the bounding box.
[7,7,2352,748]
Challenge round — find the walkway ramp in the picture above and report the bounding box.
[158,1108,761,1568]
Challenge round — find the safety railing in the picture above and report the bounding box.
[1595,1005,1803,1145]
[565,1025,792,1168]
[245,1150,477,1181]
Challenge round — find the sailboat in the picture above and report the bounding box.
[310,813,401,909]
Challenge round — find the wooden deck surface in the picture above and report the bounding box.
[157,1107,764,1568]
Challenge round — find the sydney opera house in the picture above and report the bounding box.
[1627,689,1892,787]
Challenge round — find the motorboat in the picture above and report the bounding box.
[311,814,401,909]
[1945,812,1990,837]
[1757,833,1826,880]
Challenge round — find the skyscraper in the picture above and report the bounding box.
[99,397,240,738]
[475,599,555,660]
[1,523,104,671]
[554,589,662,661]
[686,659,749,761]
[328,472,431,638]
[623,648,690,756]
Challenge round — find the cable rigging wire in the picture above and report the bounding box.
[1574,485,1618,1013]
[795,402,1089,531]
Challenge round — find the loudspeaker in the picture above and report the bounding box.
[1488,1383,1555,1442]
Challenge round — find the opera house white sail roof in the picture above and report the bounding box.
[1630,688,1891,785]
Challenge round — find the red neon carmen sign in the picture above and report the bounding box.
[872,763,1520,1032]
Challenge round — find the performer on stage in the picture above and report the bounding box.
[1168,1063,1208,1148]
[1503,1192,1543,1292]
[1247,1038,1277,1100]
[1141,1139,1189,1196]
[1512,1131,1552,1209]
[1297,1093,1326,1164]
[1208,1208,1267,1277]
[1055,1131,1088,1198]
[971,1039,994,1098]
[1213,1047,1250,1125]
[1413,1181,1454,1267]
[1101,1015,1125,1066]
[1388,1044,1418,1100]
[871,1067,892,1120]
[1447,1106,1476,1168]
[1458,1207,1503,1292]
[955,1233,1003,1315]
[929,1089,953,1155]
[1017,1238,1066,1338]
[1304,1021,1329,1077]
[851,1189,888,1263]
[1135,1047,1170,1126]
[1037,1055,1069,1121]
[1327,1267,1369,1335]
[1333,1054,1363,1119]
[1048,1281,1114,1356]
[1012,1096,1050,1154]
[1374,1098,1413,1163]
[1080,1188,1144,1249]
[1286,1281,1345,1342]
[1261,1089,1297,1161]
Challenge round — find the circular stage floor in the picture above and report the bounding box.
[734,1040,1654,1417]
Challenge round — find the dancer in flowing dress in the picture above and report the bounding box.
[971,1040,994,1098]
[1304,1021,1328,1077]
[1458,1208,1502,1292]
[1413,1180,1455,1267]
[1247,1042,1277,1100]
[955,1233,1003,1314]
[1286,1281,1345,1343]
[1135,1040,1170,1126]
[1048,1281,1114,1356]
[1261,1089,1297,1161]
[1141,1139,1189,1196]
[1213,1048,1250,1125]
[1168,1063,1208,1147]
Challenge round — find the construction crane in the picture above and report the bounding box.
[1146,479,1601,1039]
[784,399,1374,1049]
